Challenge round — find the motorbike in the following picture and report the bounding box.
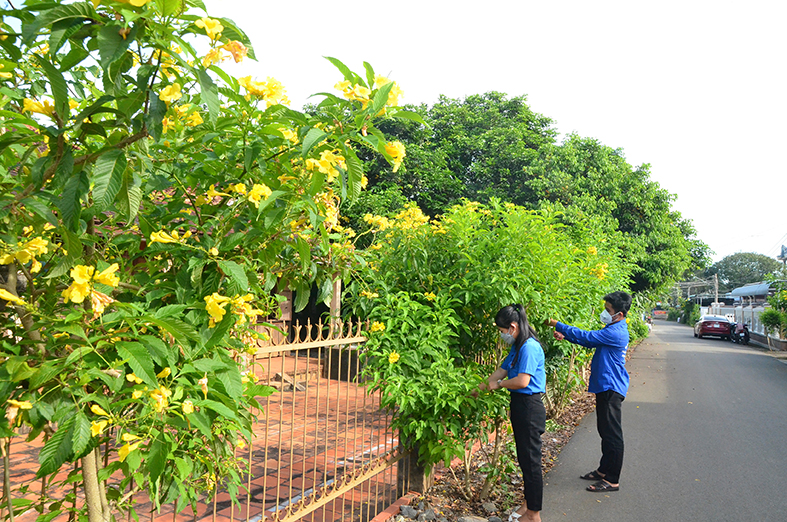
[729,322,750,345]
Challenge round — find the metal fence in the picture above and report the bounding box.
[3,318,410,522]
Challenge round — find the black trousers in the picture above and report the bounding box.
[510,393,546,512]
[595,390,625,483]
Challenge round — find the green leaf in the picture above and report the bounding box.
[58,171,88,231]
[144,316,198,353]
[157,0,185,17]
[205,309,233,350]
[116,341,157,388]
[22,2,97,46]
[215,366,243,402]
[126,172,143,223]
[324,56,361,85]
[32,55,69,118]
[217,260,249,291]
[197,399,237,421]
[188,410,212,437]
[301,128,328,157]
[148,438,167,483]
[22,198,59,227]
[71,412,92,458]
[145,94,167,142]
[98,24,135,70]
[61,227,84,262]
[294,281,310,313]
[139,335,170,367]
[344,147,364,202]
[37,415,75,478]
[370,81,394,117]
[93,149,127,211]
[363,62,376,90]
[216,18,256,60]
[389,109,428,126]
[197,69,220,125]
[30,361,62,389]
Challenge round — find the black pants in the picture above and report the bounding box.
[595,390,624,483]
[510,393,546,512]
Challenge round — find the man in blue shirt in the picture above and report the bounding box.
[548,291,631,493]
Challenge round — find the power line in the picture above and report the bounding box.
[765,231,787,257]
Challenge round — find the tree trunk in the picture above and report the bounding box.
[82,449,108,522]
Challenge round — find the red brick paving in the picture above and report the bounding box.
[2,352,401,522]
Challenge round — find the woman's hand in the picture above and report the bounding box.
[553,331,565,341]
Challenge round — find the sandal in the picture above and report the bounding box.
[586,480,619,492]
[580,470,605,481]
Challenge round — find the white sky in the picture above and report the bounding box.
[204,0,787,263]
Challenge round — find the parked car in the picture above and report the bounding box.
[694,315,732,340]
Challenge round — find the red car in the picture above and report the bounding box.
[694,315,732,340]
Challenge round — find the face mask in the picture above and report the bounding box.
[499,330,515,345]
[600,310,616,324]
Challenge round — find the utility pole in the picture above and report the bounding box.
[714,273,719,309]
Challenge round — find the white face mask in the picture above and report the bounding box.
[499,329,515,345]
[600,310,615,324]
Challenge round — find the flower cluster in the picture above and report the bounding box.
[373,75,404,107]
[238,76,289,107]
[202,40,248,67]
[1,236,49,274]
[162,103,204,133]
[370,321,386,333]
[204,292,263,327]
[334,81,371,107]
[150,229,192,245]
[363,214,392,232]
[589,262,609,280]
[388,351,400,364]
[305,150,346,183]
[61,264,120,317]
[587,246,598,255]
[195,17,224,41]
[384,141,406,172]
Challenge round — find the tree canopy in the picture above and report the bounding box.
[704,252,785,290]
[348,94,708,295]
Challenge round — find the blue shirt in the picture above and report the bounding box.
[501,337,546,395]
[555,319,629,396]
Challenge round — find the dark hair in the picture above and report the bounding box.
[495,304,539,347]
[604,291,632,316]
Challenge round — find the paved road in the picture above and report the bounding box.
[541,320,787,521]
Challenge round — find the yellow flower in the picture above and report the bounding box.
[247,183,272,208]
[126,373,143,384]
[91,420,108,437]
[237,437,246,449]
[115,0,151,6]
[182,400,194,415]
[222,40,247,63]
[360,290,379,299]
[424,292,436,302]
[61,282,90,303]
[231,183,247,195]
[206,184,230,199]
[7,399,33,410]
[118,441,142,463]
[204,292,230,326]
[198,373,209,399]
[150,230,191,244]
[23,98,55,117]
[0,289,25,306]
[25,237,48,256]
[90,404,109,417]
[201,48,224,68]
[94,263,120,286]
[90,290,115,317]
[149,386,171,413]
[370,321,386,333]
[0,64,12,80]
[162,116,173,133]
[195,17,224,40]
[157,367,171,379]
[132,389,144,399]
[385,141,406,172]
[121,433,142,442]
[186,112,203,127]
[388,351,400,364]
[159,84,182,104]
[587,246,598,256]
[280,128,298,143]
[334,80,351,92]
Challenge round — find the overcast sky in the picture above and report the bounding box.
[204,0,786,263]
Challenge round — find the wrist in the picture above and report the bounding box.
[496,378,504,389]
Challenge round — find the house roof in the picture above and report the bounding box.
[728,282,771,297]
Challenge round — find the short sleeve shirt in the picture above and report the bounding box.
[501,337,546,395]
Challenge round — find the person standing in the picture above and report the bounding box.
[481,304,546,522]
[548,291,631,493]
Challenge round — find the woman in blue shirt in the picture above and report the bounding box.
[482,304,546,522]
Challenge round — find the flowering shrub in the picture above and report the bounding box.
[351,200,633,479]
[0,1,412,519]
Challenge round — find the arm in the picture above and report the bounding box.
[554,321,617,349]
[500,372,531,390]
[477,368,507,393]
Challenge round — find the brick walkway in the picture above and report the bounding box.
[3,354,400,522]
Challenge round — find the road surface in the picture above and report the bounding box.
[542,320,787,521]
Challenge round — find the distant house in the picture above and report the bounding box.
[727,281,778,305]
